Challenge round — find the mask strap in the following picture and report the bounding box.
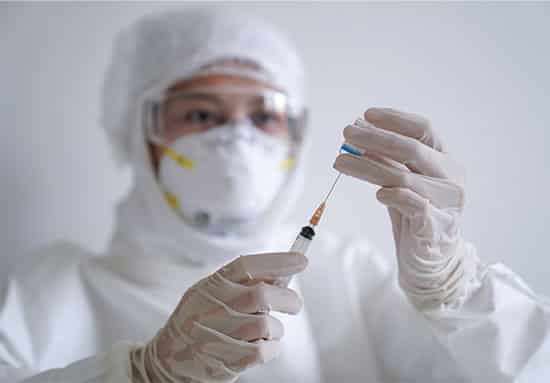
[161,145,195,169]
[280,157,295,170]
[163,190,181,211]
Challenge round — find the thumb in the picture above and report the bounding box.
[376,187,428,218]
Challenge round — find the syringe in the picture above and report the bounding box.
[276,172,341,287]
[276,141,364,287]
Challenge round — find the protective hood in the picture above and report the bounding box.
[105,8,308,264]
[102,7,306,166]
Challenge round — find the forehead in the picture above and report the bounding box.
[165,74,280,97]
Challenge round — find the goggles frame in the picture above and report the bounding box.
[142,86,307,146]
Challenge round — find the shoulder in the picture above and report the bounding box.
[6,240,94,292]
[0,241,97,369]
[1,240,96,320]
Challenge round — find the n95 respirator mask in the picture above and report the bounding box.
[157,121,294,234]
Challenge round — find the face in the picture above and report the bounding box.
[149,74,291,172]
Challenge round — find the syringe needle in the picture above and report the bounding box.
[309,172,343,227]
[323,172,342,203]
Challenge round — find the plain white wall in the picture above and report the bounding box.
[3,2,550,294]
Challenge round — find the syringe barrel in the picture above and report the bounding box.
[276,226,315,287]
[290,233,312,254]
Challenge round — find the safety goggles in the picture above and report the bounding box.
[143,86,306,145]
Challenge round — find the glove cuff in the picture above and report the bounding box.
[399,237,480,312]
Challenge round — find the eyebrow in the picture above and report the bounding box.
[166,91,267,112]
[167,92,224,104]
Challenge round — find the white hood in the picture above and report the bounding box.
[104,8,308,264]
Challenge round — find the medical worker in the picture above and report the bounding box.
[1,8,549,383]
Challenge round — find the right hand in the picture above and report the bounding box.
[130,252,308,383]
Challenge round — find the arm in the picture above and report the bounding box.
[2,252,307,383]
[19,343,136,383]
[334,108,550,381]
[424,247,550,381]
[0,276,36,382]
[0,245,111,383]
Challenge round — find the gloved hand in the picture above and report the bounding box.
[334,108,477,311]
[130,252,307,383]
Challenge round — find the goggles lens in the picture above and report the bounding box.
[145,88,303,144]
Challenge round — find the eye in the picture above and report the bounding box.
[186,109,218,124]
[251,111,279,127]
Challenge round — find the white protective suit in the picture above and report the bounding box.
[2,8,550,383]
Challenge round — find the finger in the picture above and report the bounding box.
[355,147,409,172]
[376,187,429,217]
[219,252,308,284]
[334,153,407,188]
[200,273,303,315]
[194,301,285,341]
[344,124,450,179]
[188,322,281,372]
[233,340,281,370]
[230,314,284,341]
[232,281,303,315]
[364,108,445,152]
[179,286,287,344]
[333,153,464,209]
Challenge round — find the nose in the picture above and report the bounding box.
[227,111,249,125]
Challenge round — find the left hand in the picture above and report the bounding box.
[130,252,307,383]
[333,107,477,311]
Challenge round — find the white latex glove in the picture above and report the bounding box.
[130,252,307,383]
[334,108,477,311]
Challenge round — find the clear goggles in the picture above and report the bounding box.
[143,86,306,145]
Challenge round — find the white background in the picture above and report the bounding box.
[2,2,549,294]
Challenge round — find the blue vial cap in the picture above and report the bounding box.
[340,143,364,157]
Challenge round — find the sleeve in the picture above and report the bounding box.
[0,242,139,383]
[0,365,34,383]
[0,278,136,383]
[347,240,550,382]
[423,242,550,382]
[0,275,35,382]
[19,342,138,383]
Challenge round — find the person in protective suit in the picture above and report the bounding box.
[1,8,549,383]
